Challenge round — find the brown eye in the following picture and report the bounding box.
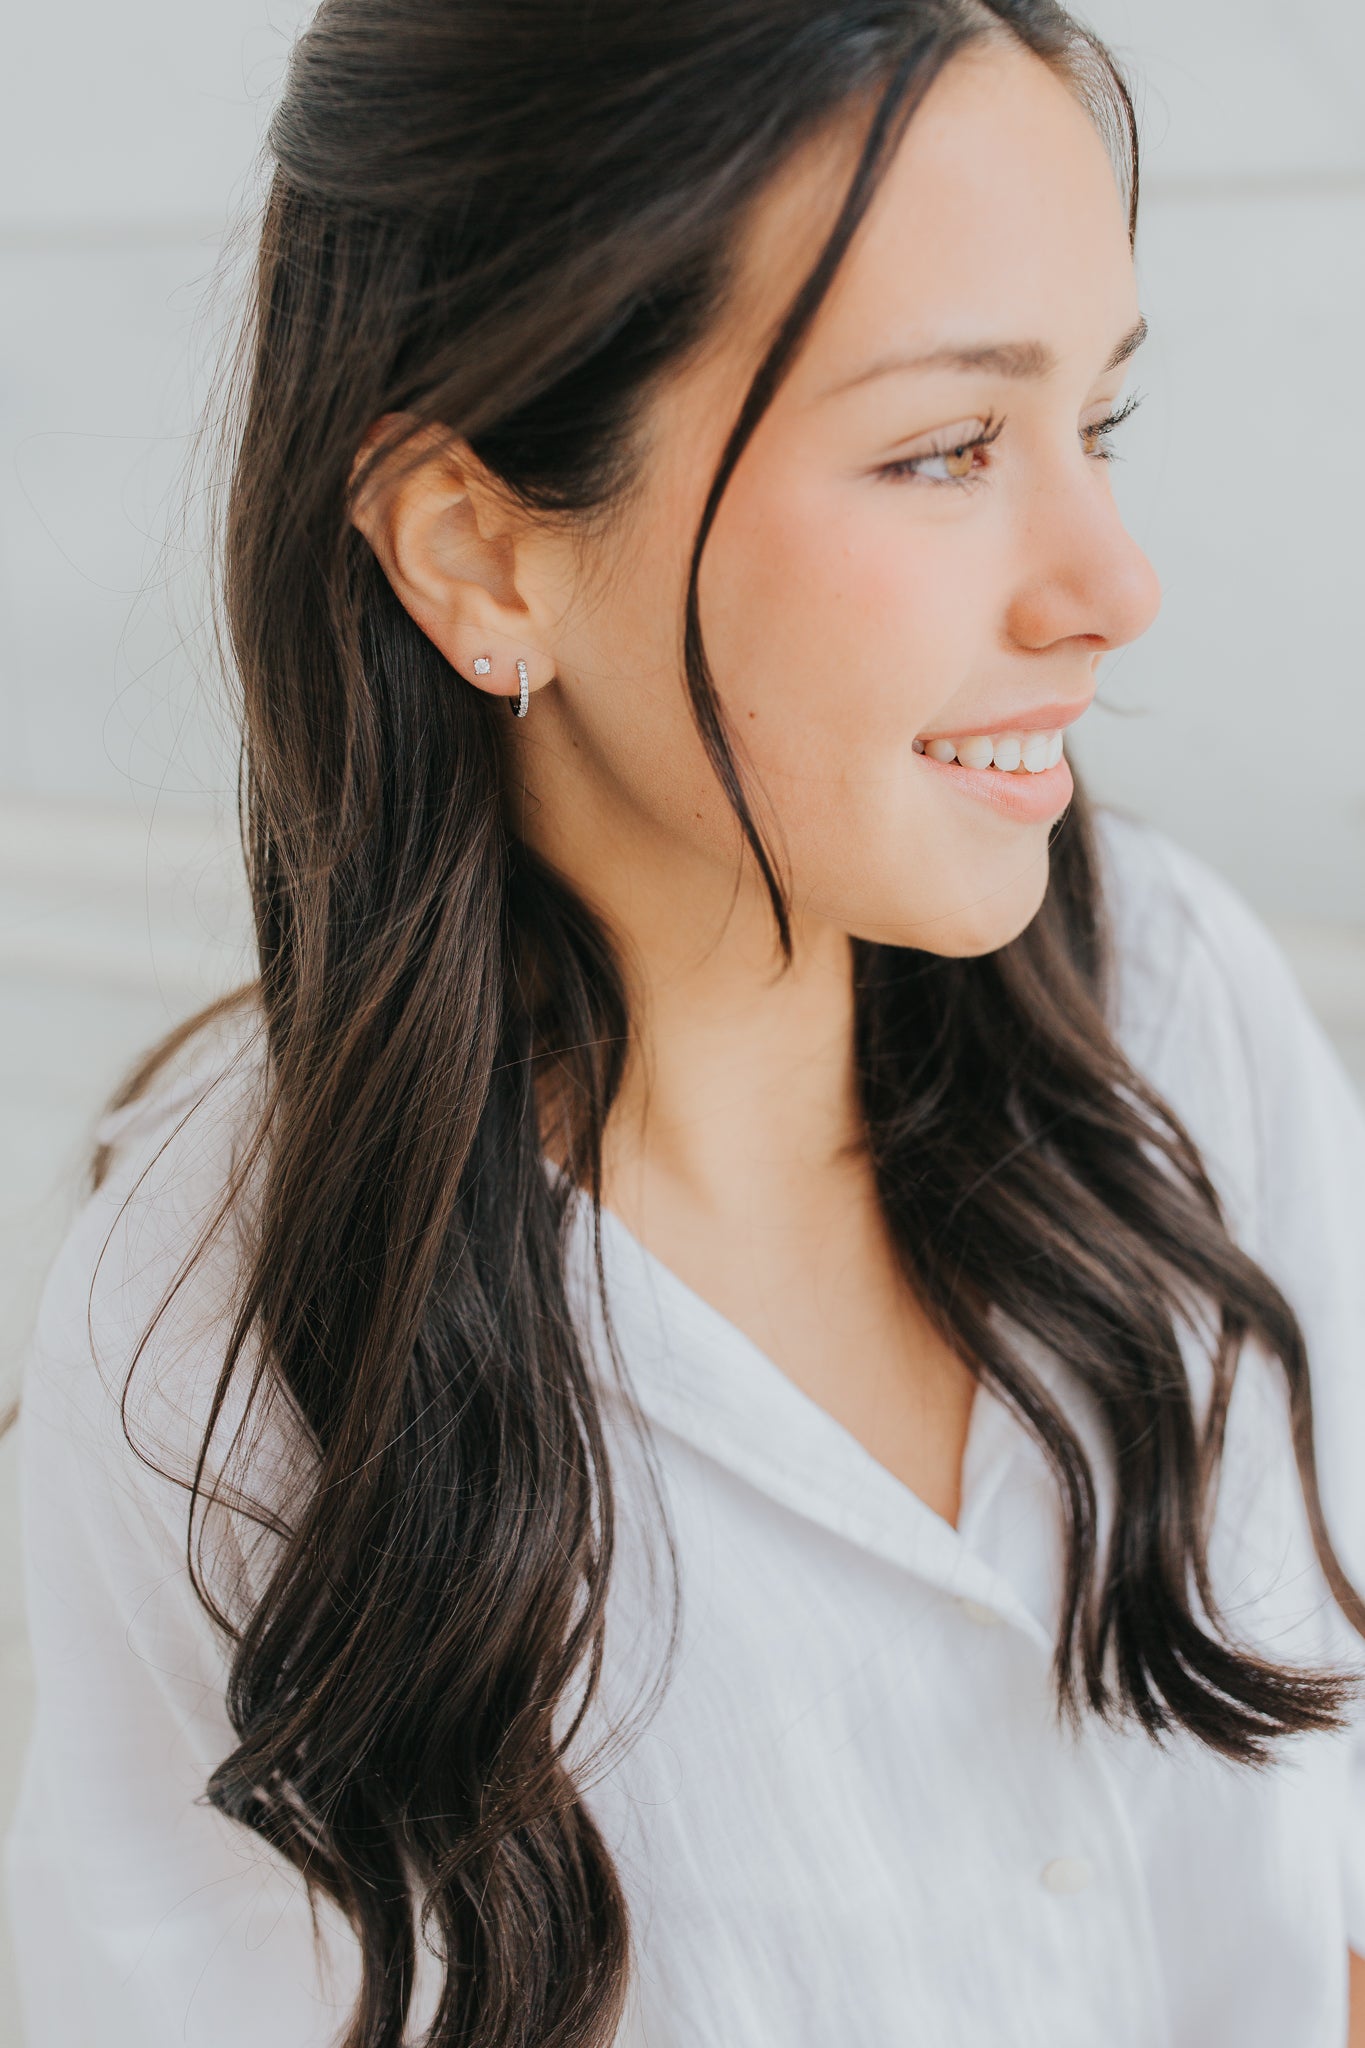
[878,414,1004,486]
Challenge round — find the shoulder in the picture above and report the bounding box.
[40,993,270,1405]
[11,999,365,2039]
[1091,805,1359,1254]
[21,991,303,1617]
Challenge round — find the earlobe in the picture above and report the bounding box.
[467,651,535,716]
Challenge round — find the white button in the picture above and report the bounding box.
[958,1597,1004,1627]
[1040,1857,1094,1895]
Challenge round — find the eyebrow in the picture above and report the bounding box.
[822,315,1149,397]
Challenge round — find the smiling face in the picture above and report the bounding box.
[482,36,1161,961]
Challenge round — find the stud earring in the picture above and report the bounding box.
[472,655,492,675]
[512,658,530,718]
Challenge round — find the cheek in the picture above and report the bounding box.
[699,467,1050,952]
[704,467,980,793]
[703,468,994,860]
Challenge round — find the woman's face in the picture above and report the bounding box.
[508,38,1162,957]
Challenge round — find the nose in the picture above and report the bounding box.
[1004,470,1162,657]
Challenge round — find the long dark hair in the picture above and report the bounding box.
[66,1,1365,2043]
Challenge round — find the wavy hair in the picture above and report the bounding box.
[56,0,1365,2043]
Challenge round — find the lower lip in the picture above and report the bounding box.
[915,748,1075,823]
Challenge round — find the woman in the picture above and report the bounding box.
[8,0,1365,2042]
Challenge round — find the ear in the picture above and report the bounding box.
[348,416,551,710]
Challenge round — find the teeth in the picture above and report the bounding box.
[916,729,1065,774]
[954,735,994,771]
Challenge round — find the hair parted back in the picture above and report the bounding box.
[71,1,1365,2043]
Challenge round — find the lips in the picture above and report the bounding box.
[913,695,1094,749]
[912,699,1084,825]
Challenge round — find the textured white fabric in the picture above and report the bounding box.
[7,810,1365,2046]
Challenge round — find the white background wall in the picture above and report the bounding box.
[2,0,1363,2035]
[1072,0,1365,926]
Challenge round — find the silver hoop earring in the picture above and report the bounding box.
[512,658,530,718]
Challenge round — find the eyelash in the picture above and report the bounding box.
[879,391,1145,488]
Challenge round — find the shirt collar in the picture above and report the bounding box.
[560,1181,1080,1651]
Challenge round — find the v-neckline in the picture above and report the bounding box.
[558,1183,1045,1633]
[592,1196,990,1532]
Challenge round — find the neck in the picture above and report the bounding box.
[601,897,863,1231]
[512,702,870,1236]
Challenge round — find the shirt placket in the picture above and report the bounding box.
[581,1207,1175,2046]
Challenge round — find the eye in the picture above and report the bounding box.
[879,414,1005,488]
[1081,390,1145,460]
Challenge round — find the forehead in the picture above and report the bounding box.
[720,38,1137,398]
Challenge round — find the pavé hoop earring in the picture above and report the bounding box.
[512,658,530,718]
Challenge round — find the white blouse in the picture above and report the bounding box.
[7,809,1365,2048]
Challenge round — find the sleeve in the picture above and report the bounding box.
[1133,828,1365,1956]
[2,1043,365,2047]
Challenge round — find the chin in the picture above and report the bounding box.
[926,904,1043,958]
[855,844,1052,958]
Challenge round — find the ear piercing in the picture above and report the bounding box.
[471,654,531,717]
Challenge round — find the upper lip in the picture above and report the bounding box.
[915,694,1094,742]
